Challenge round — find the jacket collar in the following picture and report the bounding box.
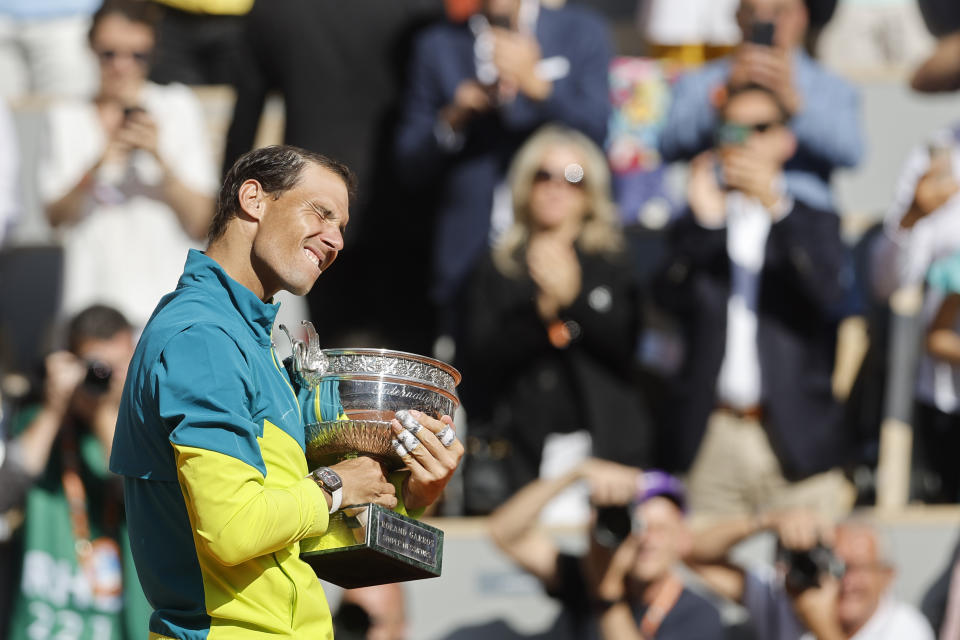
[177,249,279,346]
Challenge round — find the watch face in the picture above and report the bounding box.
[316,467,342,491]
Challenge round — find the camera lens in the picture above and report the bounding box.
[83,360,113,395]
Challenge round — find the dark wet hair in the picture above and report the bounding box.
[209,145,357,243]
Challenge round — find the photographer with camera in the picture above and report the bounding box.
[489,460,723,639]
[0,304,151,639]
[687,510,934,639]
[659,0,862,212]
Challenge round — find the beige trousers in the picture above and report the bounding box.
[686,409,855,519]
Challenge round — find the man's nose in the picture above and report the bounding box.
[321,228,344,252]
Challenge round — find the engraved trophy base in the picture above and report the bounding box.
[300,503,444,588]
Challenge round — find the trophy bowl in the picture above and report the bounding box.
[304,348,461,471]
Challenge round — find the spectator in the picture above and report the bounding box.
[917,250,960,501]
[40,0,217,328]
[653,83,853,516]
[0,0,100,99]
[658,0,863,212]
[870,128,960,503]
[911,0,960,93]
[637,0,740,65]
[395,0,613,329]
[687,510,935,639]
[490,461,725,640]
[334,584,408,640]
[2,304,151,640]
[459,125,652,513]
[816,0,932,75]
[148,0,251,87]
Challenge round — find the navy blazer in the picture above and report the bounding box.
[653,201,852,479]
[395,5,613,308]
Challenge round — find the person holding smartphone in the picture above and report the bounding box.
[655,82,854,518]
[40,0,217,329]
[395,0,613,335]
[870,127,960,504]
[659,0,863,213]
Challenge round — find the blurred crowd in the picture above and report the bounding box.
[3,0,960,638]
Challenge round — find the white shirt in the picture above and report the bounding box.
[637,0,740,47]
[744,566,935,640]
[39,82,218,327]
[870,132,960,412]
[714,191,789,409]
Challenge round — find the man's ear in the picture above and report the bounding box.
[237,179,266,221]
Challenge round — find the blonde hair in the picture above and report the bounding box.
[492,125,623,277]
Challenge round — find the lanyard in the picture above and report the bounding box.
[638,574,683,639]
[60,424,123,603]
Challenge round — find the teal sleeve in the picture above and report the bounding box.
[157,324,266,476]
[928,251,960,294]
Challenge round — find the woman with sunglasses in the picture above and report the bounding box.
[459,125,652,515]
[39,0,217,329]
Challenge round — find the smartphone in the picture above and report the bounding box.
[122,105,145,121]
[488,14,511,29]
[749,21,775,47]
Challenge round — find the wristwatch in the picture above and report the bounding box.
[309,467,343,513]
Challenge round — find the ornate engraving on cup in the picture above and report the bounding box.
[303,348,461,471]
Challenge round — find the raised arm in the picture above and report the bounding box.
[490,458,640,589]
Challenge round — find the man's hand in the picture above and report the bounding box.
[492,28,551,101]
[527,235,581,321]
[790,577,845,640]
[578,458,641,508]
[771,509,835,553]
[328,456,398,510]
[901,153,959,229]
[391,410,464,511]
[729,44,801,116]
[594,533,640,602]
[721,142,783,211]
[117,110,160,157]
[116,109,160,159]
[688,151,727,227]
[42,351,85,417]
[439,80,494,132]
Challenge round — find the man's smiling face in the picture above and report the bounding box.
[252,161,350,298]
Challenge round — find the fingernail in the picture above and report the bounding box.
[390,420,403,433]
[408,409,422,418]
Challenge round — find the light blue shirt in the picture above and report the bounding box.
[0,0,101,19]
[659,50,865,213]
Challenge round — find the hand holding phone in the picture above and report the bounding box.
[749,21,775,47]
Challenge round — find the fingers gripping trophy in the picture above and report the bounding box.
[279,321,462,588]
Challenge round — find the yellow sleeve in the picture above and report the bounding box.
[174,444,329,566]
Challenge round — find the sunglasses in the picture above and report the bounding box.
[532,164,586,189]
[714,121,783,146]
[95,49,152,66]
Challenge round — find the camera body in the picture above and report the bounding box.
[82,359,113,395]
[593,506,634,548]
[777,542,845,593]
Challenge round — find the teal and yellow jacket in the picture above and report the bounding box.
[111,250,407,639]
